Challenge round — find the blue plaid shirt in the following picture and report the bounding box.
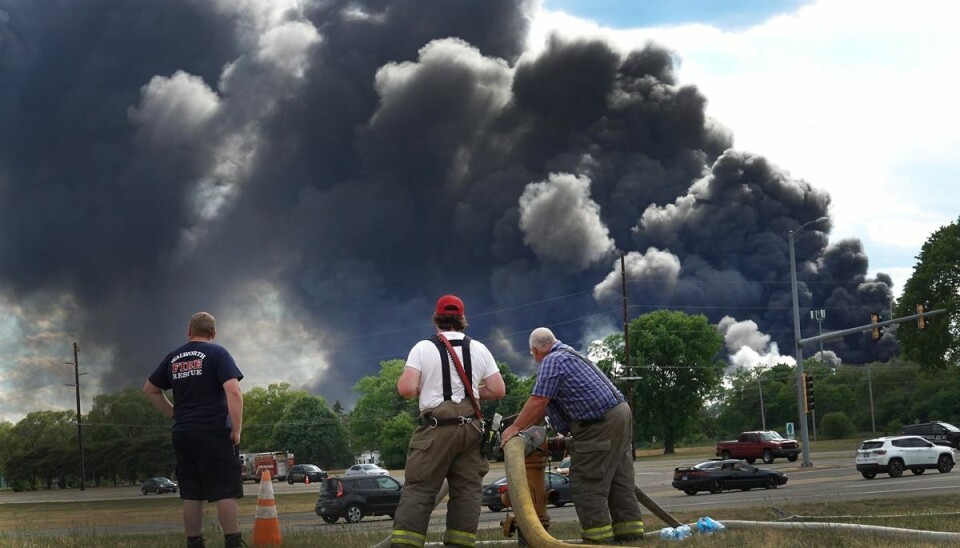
[531,341,624,435]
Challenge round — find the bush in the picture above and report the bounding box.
[885,419,904,436]
[820,411,857,439]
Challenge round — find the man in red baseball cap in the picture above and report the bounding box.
[391,294,506,548]
[435,294,465,316]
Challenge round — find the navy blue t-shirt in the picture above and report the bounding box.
[148,341,243,432]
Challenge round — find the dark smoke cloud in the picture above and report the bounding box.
[0,0,895,420]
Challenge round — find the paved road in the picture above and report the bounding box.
[4,450,959,537]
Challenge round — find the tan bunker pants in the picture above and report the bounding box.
[568,402,644,543]
[391,400,489,548]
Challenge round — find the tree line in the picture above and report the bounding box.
[0,363,534,491]
[0,313,954,492]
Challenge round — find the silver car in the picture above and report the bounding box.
[345,463,390,476]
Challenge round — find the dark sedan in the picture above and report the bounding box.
[481,472,573,511]
[672,459,787,495]
[141,477,178,495]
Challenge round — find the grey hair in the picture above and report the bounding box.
[529,327,557,351]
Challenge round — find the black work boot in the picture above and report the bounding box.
[186,536,204,548]
[224,532,245,547]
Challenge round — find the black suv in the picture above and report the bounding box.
[315,475,403,523]
[287,464,328,484]
[901,422,960,448]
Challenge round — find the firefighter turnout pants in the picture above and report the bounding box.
[568,402,645,544]
[391,400,489,548]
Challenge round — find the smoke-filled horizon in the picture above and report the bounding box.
[0,0,895,422]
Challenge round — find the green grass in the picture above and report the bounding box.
[3,493,960,547]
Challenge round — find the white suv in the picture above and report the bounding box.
[855,435,955,479]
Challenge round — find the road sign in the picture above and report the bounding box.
[786,422,795,438]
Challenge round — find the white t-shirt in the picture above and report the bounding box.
[405,331,500,412]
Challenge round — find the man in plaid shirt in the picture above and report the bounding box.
[501,327,644,544]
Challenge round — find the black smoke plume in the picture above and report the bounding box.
[0,0,894,418]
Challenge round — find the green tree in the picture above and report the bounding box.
[86,387,170,442]
[3,410,77,489]
[599,310,724,454]
[820,411,856,439]
[489,361,533,419]
[272,396,351,468]
[243,383,310,451]
[897,216,960,369]
[378,414,417,468]
[84,387,173,485]
[349,360,418,452]
[0,421,12,474]
[714,364,796,437]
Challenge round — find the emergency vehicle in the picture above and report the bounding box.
[239,451,295,482]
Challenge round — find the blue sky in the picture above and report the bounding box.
[537,0,960,297]
[546,0,810,29]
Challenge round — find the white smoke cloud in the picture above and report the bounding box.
[519,172,615,270]
[128,71,221,147]
[218,279,332,391]
[374,38,513,104]
[717,316,794,372]
[593,248,681,304]
[256,20,323,79]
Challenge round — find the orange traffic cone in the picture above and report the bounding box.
[252,470,282,546]
[305,475,310,485]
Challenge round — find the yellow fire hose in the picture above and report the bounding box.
[502,435,616,547]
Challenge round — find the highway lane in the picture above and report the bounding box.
[5,450,960,537]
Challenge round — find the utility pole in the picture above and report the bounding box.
[867,363,876,433]
[757,371,766,431]
[71,342,86,491]
[621,253,635,460]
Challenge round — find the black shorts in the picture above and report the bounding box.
[173,429,243,502]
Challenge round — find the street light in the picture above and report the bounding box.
[789,216,827,468]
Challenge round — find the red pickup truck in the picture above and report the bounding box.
[715,431,800,464]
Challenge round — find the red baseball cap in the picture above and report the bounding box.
[435,294,465,316]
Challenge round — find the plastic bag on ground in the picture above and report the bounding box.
[697,516,726,534]
[659,524,692,541]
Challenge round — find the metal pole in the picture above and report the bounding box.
[811,309,824,442]
[811,309,826,358]
[790,219,825,468]
[621,253,635,460]
[758,372,766,431]
[867,363,876,433]
[73,342,86,491]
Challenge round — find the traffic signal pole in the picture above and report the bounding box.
[799,308,946,348]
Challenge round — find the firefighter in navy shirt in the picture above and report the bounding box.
[144,311,245,548]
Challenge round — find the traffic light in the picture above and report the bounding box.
[870,312,881,340]
[917,304,926,330]
[803,373,815,413]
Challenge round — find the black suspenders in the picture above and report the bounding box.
[431,335,472,401]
